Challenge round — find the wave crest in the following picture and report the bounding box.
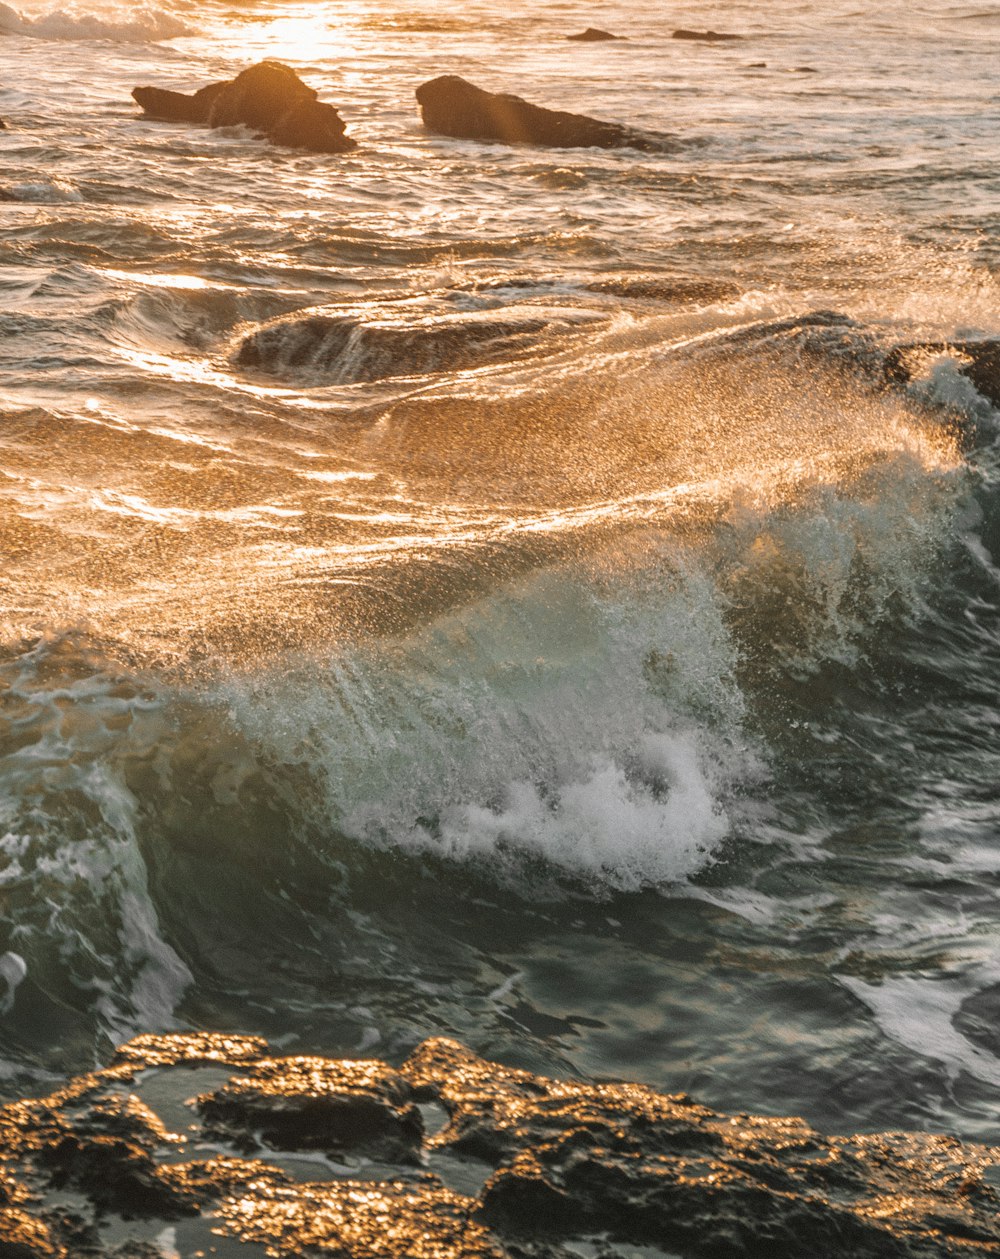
[0,1,190,42]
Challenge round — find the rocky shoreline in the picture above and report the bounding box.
[1,1032,998,1258]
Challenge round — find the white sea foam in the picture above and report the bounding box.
[2,178,83,203]
[0,648,192,1040]
[0,1,190,41]
[0,951,27,1015]
[218,555,755,892]
[839,971,1000,1089]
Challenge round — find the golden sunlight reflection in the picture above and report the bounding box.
[0,324,964,666]
[238,5,362,64]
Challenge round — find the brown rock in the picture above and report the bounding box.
[672,28,743,41]
[415,74,675,152]
[1,1031,998,1258]
[565,28,623,41]
[197,1054,424,1162]
[130,81,227,124]
[132,61,355,154]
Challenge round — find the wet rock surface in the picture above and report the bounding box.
[1,1033,999,1258]
[132,61,355,154]
[416,75,676,152]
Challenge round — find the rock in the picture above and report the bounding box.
[1,1031,998,1258]
[415,74,675,152]
[565,28,623,41]
[407,1037,1000,1258]
[672,28,743,41]
[234,301,604,384]
[197,1055,424,1162]
[884,338,1000,408]
[130,81,227,125]
[132,60,355,154]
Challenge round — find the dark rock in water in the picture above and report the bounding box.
[566,27,623,41]
[416,74,675,151]
[198,1054,424,1162]
[234,301,605,384]
[130,80,227,125]
[2,1032,999,1258]
[132,60,355,154]
[0,118,7,130]
[672,28,743,41]
[884,338,1000,408]
[206,60,311,131]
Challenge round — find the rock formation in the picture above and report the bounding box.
[234,301,605,384]
[132,61,355,154]
[415,74,676,151]
[672,28,743,42]
[566,28,623,41]
[1,1032,999,1258]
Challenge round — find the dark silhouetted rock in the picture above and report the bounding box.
[130,81,228,125]
[885,338,1000,408]
[234,301,605,384]
[416,74,675,152]
[566,27,623,41]
[132,61,355,154]
[1,1031,999,1258]
[672,28,743,41]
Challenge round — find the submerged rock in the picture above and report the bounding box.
[672,28,744,42]
[415,74,676,151]
[566,27,623,41]
[234,301,606,384]
[132,60,355,154]
[1,1032,999,1258]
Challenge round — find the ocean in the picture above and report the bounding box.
[1,0,1000,1154]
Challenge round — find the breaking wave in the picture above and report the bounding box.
[0,2,190,42]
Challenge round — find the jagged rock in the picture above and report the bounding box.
[566,28,623,41]
[197,1055,424,1162]
[407,1038,1000,1258]
[884,338,1000,408]
[672,28,744,41]
[0,1032,998,1258]
[132,60,355,154]
[415,74,675,152]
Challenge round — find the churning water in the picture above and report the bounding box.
[2,0,1000,1147]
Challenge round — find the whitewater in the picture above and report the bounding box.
[2,0,1000,1154]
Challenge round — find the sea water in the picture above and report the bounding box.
[1,0,1000,1147]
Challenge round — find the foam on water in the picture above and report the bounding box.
[0,1,189,41]
[0,178,83,203]
[0,641,192,1044]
